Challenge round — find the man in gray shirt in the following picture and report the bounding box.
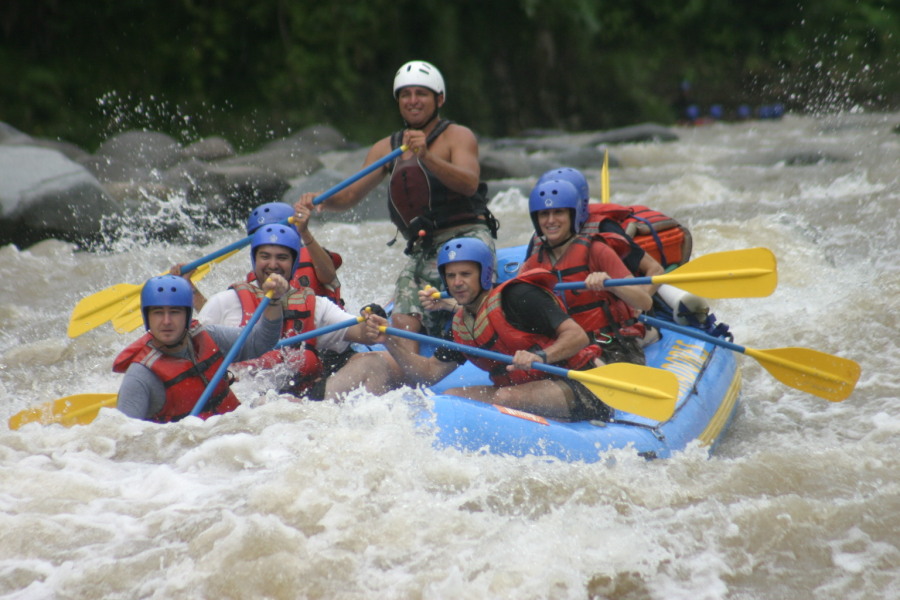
[113,272,289,421]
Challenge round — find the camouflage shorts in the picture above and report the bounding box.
[392,224,496,336]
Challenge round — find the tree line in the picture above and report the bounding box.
[2,0,897,151]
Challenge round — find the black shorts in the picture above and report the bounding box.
[558,378,613,422]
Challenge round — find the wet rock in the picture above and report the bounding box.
[584,123,679,144]
[95,130,184,171]
[0,146,121,247]
[183,136,236,162]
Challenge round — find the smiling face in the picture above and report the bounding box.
[537,208,573,246]
[147,306,189,347]
[397,85,442,129]
[253,244,295,285]
[443,261,484,307]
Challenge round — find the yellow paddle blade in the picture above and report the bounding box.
[657,247,777,298]
[567,363,679,422]
[746,347,861,402]
[8,393,117,430]
[601,149,610,203]
[70,247,242,337]
[109,253,230,334]
[109,295,144,334]
[67,283,142,338]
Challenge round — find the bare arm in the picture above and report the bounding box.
[510,318,590,372]
[298,137,393,212]
[404,124,480,197]
[585,271,654,312]
[637,253,665,296]
[365,314,457,385]
[291,204,337,286]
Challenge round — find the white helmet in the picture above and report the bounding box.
[393,60,446,101]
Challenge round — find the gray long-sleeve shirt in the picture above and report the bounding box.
[116,316,282,420]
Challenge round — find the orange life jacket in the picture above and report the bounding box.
[584,203,692,268]
[522,235,644,340]
[113,322,240,422]
[531,203,692,269]
[244,246,343,306]
[451,269,602,386]
[230,283,323,388]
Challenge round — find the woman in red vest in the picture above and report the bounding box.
[521,178,652,365]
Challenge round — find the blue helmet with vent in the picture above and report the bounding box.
[246,202,295,235]
[437,237,494,291]
[250,224,302,278]
[140,275,193,331]
[528,178,585,235]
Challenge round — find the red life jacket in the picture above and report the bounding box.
[531,203,692,270]
[244,246,343,306]
[387,119,495,242]
[230,282,323,388]
[583,203,692,268]
[451,269,602,387]
[113,322,240,422]
[522,235,644,340]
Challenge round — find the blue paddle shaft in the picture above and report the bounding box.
[312,146,403,206]
[181,146,405,274]
[190,295,272,417]
[438,277,649,298]
[639,314,745,354]
[275,317,362,348]
[382,326,570,379]
[555,277,651,290]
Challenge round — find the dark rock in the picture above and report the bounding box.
[0,146,121,246]
[183,136,236,161]
[585,123,679,144]
[78,154,155,183]
[95,130,184,170]
[216,147,323,180]
[479,150,558,180]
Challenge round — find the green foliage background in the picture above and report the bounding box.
[2,0,897,150]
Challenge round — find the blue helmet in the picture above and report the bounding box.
[246,202,295,235]
[250,224,302,278]
[528,178,585,235]
[140,275,193,331]
[437,237,494,291]
[537,167,589,202]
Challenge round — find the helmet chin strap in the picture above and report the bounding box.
[161,329,190,350]
[404,109,439,131]
[544,232,576,251]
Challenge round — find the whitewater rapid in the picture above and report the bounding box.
[1,112,898,599]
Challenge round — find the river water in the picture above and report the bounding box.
[1,112,898,599]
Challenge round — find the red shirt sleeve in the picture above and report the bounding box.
[588,239,633,279]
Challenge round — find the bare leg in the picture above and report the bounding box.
[389,312,423,356]
[445,379,574,420]
[324,351,406,401]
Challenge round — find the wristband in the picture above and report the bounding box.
[533,349,548,363]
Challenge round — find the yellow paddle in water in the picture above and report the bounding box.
[8,393,118,429]
[11,316,366,429]
[381,326,679,422]
[640,315,861,402]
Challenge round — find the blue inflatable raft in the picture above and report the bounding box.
[396,245,742,462]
